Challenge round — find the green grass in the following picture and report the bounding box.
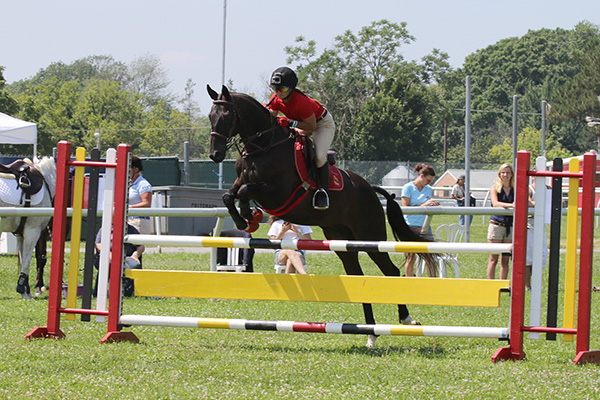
[1,215,600,399]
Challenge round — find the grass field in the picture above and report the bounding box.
[1,214,600,399]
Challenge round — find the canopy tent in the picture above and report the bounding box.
[0,112,37,155]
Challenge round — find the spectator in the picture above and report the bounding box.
[451,175,474,227]
[401,163,439,277]
[267,216,312,274]
[128,155,153,234]
[95,224,145,297]
[487,163,514,280]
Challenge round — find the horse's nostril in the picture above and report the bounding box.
[210,151,224,163]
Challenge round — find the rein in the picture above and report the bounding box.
[211,99,294,158]
[240,126,293,158]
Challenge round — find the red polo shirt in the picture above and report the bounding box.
[267,91,325,121]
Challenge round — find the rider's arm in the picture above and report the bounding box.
[295,113,317,133]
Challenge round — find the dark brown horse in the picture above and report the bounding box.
[207,85,432,347]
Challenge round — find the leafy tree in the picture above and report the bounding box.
[9,55,129,94]
[6,55,204,156]
[335,20,414,92]
[488,127,572,164]
[351,64,435,160]
[178,79,211,158]
[285,20,443,161]
[0,66,18,114]
[127,54,174,110]
[438,22,600,164]
[550,34,600,132]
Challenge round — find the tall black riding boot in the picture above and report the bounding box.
[313,163,330,210]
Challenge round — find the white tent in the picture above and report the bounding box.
[0,112,37,155]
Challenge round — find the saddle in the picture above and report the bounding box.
[295,135,343,191]
[0,159,45,196]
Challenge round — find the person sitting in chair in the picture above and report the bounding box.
[268,215,312,274]
[94,224,145,297]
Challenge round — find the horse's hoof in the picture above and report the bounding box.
[34,287,46,296]
[235,221,249,231]
[244,222,259,233]
[21,292,34,300]
[401,315,421,326]
[366,334,377,348]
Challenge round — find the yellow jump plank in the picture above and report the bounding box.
[125,270,510,308]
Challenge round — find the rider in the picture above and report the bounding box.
[266,66,336,210]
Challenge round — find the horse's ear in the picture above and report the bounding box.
[207,84,219,100]
[222,85,232,101]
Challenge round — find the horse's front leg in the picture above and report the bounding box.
[222,179,250,230]
[237,182,276,221]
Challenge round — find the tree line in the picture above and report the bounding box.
[1,20,599,166]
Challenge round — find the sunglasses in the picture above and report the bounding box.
[273,86,290,93]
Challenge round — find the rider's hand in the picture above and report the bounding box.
[277,117,290,129]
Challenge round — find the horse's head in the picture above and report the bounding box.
[207,85,239,163]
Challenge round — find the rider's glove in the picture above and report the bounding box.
[277,116,290,129]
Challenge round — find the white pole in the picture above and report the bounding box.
[221,0,227,87]
[512,95,518,166]
[465,76,471,242]
[218,0,227,190]
[541,100,547,157]
[529,156,547,340]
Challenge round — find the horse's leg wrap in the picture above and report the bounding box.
[313,164,330,210]
[17,272,30,295]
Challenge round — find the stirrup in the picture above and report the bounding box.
[19,175,31,189]
[313,189,329,210]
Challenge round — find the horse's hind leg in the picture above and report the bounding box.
[333,250,378,347]
[34,227,49,295]
[15,235,33,299]
[16,226,43,299]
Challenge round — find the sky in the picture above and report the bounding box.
[2,0,597,116]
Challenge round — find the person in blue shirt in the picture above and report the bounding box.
[128,155,153,234]
[94,224,145,297]
[401,163,439,277]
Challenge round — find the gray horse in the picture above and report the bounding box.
[0,157,55,299]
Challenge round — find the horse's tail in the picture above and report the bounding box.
[373,185,439,275]
[372,186,429,242]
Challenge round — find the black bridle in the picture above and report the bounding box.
[210,99,294,158]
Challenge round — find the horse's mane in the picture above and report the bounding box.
[231,92,277,124]
[34,157,56,196]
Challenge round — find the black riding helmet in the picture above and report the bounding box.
[270,67,298,90]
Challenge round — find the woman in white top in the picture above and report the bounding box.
[267,216,312,274]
